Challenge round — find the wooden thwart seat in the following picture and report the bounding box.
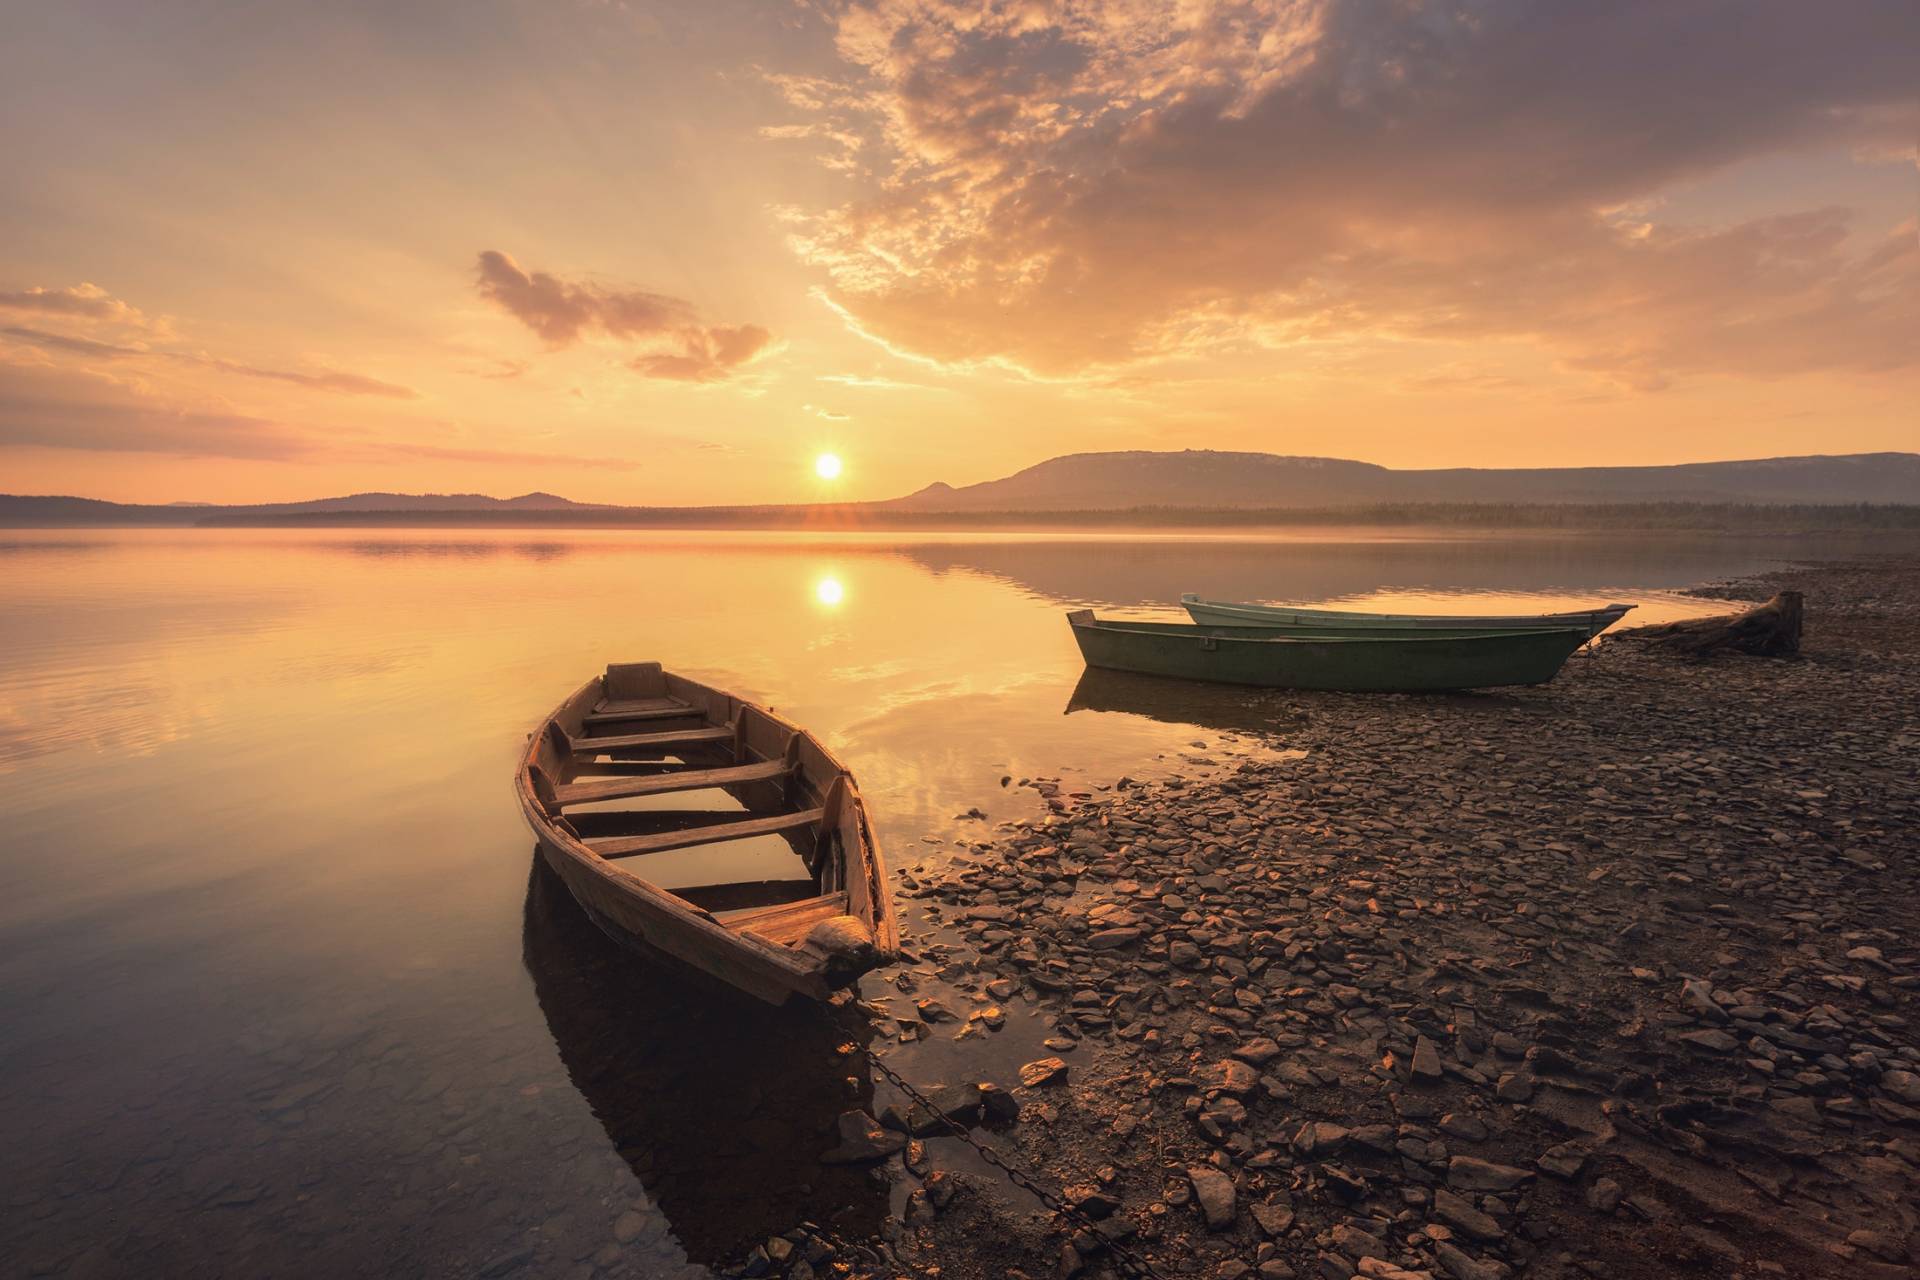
[582,697,699,727]
[571,725,733,753]
[587,807,824,859]
[552,759,790,808]
[719,892,850,945]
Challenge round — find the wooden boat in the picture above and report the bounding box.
[516,662,898,1004]
[1068,610,1590,691]
[1181,594,1633,637]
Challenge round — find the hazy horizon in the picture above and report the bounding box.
[6,445,1919,513]
[2,2,1915,506]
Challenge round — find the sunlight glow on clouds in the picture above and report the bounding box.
[773,0,1920,382]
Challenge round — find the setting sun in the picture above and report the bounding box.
[814,575,845,606]
[814,453,843,481]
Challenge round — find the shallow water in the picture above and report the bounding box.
[0,528,1871,1276]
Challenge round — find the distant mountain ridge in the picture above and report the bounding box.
[1,452,1914,527]
[884,450,1920,510]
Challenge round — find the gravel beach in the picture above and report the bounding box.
[827,556,1920,1280]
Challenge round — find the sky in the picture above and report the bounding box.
[1,0,1915,505]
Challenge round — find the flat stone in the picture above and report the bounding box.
[1064,1184,1122,1220]
[1088,927,1144,950]
[980,1083,1021,1122]
[1434,1242,1504,1280]
[1880,1069,1920,1104]
[1447,1157,1531,1193]
[1233,1036,1282,1066]
[1678,977,1727,1022]
[1586,1178,1623,1213]
[1411,1035,1445,1081]
[1677,1029,1740,1053]
[1208,1058,1261,1096]
[1330,1224,1389,1261]
[1438,1113,1488,1143]
[1432,1188,1502,1242]
[1187,1166,1237,1230]
[1845,1229,1905,1263]
[1249,1200,1295,1237]
[1170,941,1207,969]
[1494,1072,1534,1102]
[1535,1142,1587,1179]
[880,1082,983,1136]
[1019,1057,1070,1087]
[820,1110,907,1164]
[1293,1121,1349,1156]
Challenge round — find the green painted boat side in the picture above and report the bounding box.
[1180,595,1634,638]
[1068,611,1590,691]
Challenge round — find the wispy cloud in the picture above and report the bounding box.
[0,363,309,459]
[1,325,418,398]
[0,283,159,333]
[0,361,646,469]
[475,250,772,382]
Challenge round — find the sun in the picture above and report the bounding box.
[815,576,845,606]
[814,452,843,480]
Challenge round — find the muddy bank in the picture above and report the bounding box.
[815,556,1920,1280]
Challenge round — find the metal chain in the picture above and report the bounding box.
[867,1051,1172,1280]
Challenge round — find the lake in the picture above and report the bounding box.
[0,527,1866,1277]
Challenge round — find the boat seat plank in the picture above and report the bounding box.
[719,892,849,946]
[571,726,731,753]
[582,697,699,726]
[588,807,823,859]
[553,759,790,808]
[673,878,823,914]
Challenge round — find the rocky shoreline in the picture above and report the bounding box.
[795,556,1920,1280]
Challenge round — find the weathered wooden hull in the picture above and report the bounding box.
[516,665,898,1005]
[1181,594,1633,638]
[1069,611,1589,691]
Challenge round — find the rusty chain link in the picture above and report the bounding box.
[867,1051,1171,1280]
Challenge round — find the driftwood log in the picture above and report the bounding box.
[1618,591,1803,658]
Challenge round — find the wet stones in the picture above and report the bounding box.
[875,555,1920,1280]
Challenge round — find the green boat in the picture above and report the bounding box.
[1067,610,1590,691]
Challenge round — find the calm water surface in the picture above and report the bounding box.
[0,528,1863,1276]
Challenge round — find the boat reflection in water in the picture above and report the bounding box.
[520,857,891,1268]
[1064,664,1311,736]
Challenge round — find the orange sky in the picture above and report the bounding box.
[1,0,1915,506]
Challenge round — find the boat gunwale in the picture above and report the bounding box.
[1069,610,1586,647]
[1179,594,1634,632]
